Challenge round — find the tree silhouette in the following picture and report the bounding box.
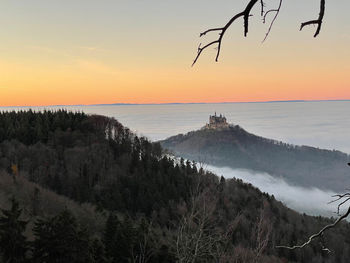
[193,0,326,66]
[32,209,93,263]
[0,198,28,263]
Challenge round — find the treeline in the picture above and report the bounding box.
[0,110,350,263]
[160,125,350,192]
[0,110,89,145]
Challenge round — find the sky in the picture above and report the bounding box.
[0,0,350,106]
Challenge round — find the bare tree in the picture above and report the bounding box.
[175,184,222,262]
[131,220,155,263]
[193,0,326,66]
[196,151,210,172]
[253,201,272,263]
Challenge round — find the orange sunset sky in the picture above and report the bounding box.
[1,0,350,106]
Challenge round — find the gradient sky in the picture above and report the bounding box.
[0,0,350,106]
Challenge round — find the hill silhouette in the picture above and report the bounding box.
[160,124,350,192]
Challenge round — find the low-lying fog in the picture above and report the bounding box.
[206,164,346,218]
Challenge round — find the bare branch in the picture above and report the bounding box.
[260,0,265,17]
[193,0,327,65]
[276,205,350,250]
[192,0,259,66]
[262,0,283,42]
[254,202,272,263]
[329,193,350,204]
[175,187,222,262]
[328,192,350,215]
[300,0,325,37]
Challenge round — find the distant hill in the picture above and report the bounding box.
[160,125,350,192]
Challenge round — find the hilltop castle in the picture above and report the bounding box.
[205,113,229,129]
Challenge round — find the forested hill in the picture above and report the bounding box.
[1,110,350,263]
[160,125,350,192]
[0,110,187,214]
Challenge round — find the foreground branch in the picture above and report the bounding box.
[192,0,259,66]
[300,0,325,37]
[328,193,350,215]
[262,0,283,42]
[277,195,350,250]
[193,0,327,65]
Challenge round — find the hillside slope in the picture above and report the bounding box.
[160,125,350,192]
[0,171,105,239]
[1,111,350,262]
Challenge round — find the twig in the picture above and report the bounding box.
[262,0,283,42]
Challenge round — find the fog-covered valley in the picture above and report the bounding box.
[206,165,344,217]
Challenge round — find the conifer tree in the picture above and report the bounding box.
[90,238,107,263]
[32,209,93,263]
[103,213,119,262]
[0,198,28,263]
[103,214,138,263]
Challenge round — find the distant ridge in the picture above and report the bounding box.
[89,99,350,106]
[1,99,350,108]
[160,120,350,193]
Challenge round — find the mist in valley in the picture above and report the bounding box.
[206,164,346,218]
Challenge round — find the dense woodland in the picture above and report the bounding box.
[160,125,350,192]
[0,110,350,262]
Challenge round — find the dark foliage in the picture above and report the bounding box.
[32,209,94,263]
[0,198,28,263]
[0,110,88,145]
[0,111,350,262]
[0,110,195,217]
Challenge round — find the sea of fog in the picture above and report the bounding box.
[2,101,350,217]
[3,101,350,153]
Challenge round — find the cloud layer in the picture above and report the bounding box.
[206,165,345,217]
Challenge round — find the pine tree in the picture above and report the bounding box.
[120,216,136,260]
[90,238,107,263]
[0,198,28,263]
[103,214,137,263]
[32,209,93,263]
[103,213,119,262]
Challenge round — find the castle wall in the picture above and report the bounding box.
[206,114,229,129]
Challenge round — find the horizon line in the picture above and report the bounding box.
[1,99,350,108]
